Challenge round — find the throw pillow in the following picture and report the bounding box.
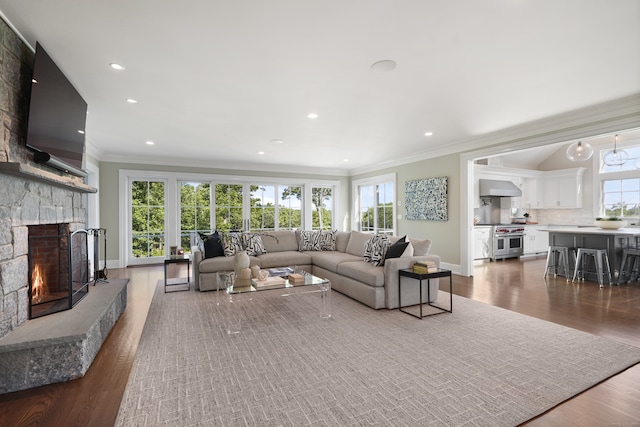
[243,233,266,256]
[298,230,321,251]
[222,232,243,257]
[319,230,337,251]
[384,236,409,263]
[401,241,414,257]
[363,234,390,266]
[199,231,225,259]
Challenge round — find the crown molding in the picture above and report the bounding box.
[97,153,351,177]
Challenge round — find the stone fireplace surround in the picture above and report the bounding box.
[0,16,127,394]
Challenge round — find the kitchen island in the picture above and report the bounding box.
[541,227,640,278]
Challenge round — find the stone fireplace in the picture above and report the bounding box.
[0,15,94,341]
[28,224,90,319]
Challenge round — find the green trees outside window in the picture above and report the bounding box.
[131,180,165,258]
[603,178,640,218]
[215,184,244,231]
[180,182,211,251]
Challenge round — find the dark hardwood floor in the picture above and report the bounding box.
[0,257,638,426]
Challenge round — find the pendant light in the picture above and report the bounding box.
[566,140,594,161]
[603,134,628,166]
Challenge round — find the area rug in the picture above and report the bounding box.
[116,281,640,426]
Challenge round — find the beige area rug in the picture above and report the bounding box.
[116,281,640,427]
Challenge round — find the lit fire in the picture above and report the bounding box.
[32,263,47,304]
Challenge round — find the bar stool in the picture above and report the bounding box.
[618,248,640,284]
[572,248,613,287]
[543,246,575,282]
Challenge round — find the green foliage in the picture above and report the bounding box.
[131,181,165,258]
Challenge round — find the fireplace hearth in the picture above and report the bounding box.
[28,224,90,318]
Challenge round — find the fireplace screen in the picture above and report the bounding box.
[28,225,90,319]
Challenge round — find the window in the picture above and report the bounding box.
[598,142,640,219]
[310,186,333,230]
[131,180,165,258]
[180,182,211,252]
[214,184,244,231]
[249,185,276,231]
[278,186,302,230]
[353,174,396,234]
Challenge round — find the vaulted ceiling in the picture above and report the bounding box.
[1,1,639,174]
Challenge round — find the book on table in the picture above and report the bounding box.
[412,261,438,274]
[252,276,286,290]
[268,267,294,277]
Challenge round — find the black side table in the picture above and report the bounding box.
[398,268,452,318]
[164,256,191,293]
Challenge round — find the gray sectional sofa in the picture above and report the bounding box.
[191,230,441,309]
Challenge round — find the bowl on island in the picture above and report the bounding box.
[594,218,627,229]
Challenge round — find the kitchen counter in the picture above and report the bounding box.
[539,226,640,236]
[540,227,640,276]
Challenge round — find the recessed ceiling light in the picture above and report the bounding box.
[424,132,433,137]
[271,139,284,144]
[307,113,318,119]
[370,60,397,72]
[258,151,265,155]
[344,159,349,162]
[146,141,155,145]
[126,98,138,104]
[78,130,85,134]
[32,78,38,84]
[109,63,125,70]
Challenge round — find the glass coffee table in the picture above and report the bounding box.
[217,270,331,334]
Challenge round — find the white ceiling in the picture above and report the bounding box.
[1,0,639,175]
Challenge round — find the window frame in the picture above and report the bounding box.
[593,138,640,219]
[352,173,397,235]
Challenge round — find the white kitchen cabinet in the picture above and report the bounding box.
[474,227,491,259]
[523,226,550,255]
[521,178,540,209]
[537,168,585,209]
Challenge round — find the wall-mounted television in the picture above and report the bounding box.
[26,42,88,177]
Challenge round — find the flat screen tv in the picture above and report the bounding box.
[26,42,87,177]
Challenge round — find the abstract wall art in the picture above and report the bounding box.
[405,177,448,221]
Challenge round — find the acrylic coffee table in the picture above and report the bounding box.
[218,270,331,334]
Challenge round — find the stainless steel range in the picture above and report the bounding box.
[491,225,525,261]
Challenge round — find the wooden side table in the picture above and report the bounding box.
[398,268,452,318]
[164,256,191,293]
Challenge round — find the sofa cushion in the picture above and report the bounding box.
[335,231,350,253]
[309,251,362,273]
[256,251,312,269]
[408,237,431,256]
[259,231,298,252]
[337,260,385,287]
[198,254,261,273]
[345,231,373,257]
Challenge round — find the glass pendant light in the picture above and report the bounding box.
[566,140,594,161]
[603,134,628,166]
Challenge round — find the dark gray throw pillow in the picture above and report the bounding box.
[384,236,409,262]
[199,231,225,259]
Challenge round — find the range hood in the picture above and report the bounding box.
[479,179,522,197]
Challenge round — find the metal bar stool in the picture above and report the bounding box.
[543,246,575,282]
[618,248,640,284]
[572,248,613,287]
